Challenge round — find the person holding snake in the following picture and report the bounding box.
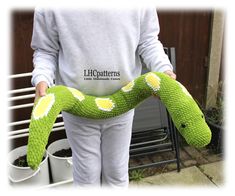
[29,7,209,187]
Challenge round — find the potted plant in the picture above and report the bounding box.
[8,145,50,186]
[204,82,224,153]
[47,138,73,183]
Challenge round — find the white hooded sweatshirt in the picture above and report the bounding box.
[31,7,173,97]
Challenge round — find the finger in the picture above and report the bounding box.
[166,71,176,80]
[171,73,177,80]
[38,88,46,97]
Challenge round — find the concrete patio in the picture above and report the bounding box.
[128,144,224,187]
[130,161,223,187]
[42,145,224,188]
[44,160,223,189]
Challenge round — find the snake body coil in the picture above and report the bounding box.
[27,72,211,169]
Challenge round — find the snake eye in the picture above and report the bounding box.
[181,123,186,128]
[201,114,204,119]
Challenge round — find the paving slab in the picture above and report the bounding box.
[198,161,224,186]
[183,146,209,164]
[130,166,215,187]
[42,162,224,188]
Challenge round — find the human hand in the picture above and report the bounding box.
[164,70,176,80]
[35,81,48,101]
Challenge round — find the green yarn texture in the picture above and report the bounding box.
[27,72,211,169]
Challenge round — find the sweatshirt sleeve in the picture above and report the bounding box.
[31,8,59,87]
[137,9,173,72]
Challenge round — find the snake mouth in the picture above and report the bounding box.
[179,122,212,148]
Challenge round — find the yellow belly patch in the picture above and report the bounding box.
[121,81,135,92]
[33,94,55,120]
[145,73,161,91]
[67,87,85,101]
[95,98,115,112]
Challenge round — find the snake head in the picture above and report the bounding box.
[176,104,212,148]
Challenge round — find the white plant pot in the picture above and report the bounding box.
[47,139,73,183]
[8,145,50,187]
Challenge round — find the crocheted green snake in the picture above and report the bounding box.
[27,72,211,169]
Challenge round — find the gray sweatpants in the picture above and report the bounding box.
[62,109,134,187]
